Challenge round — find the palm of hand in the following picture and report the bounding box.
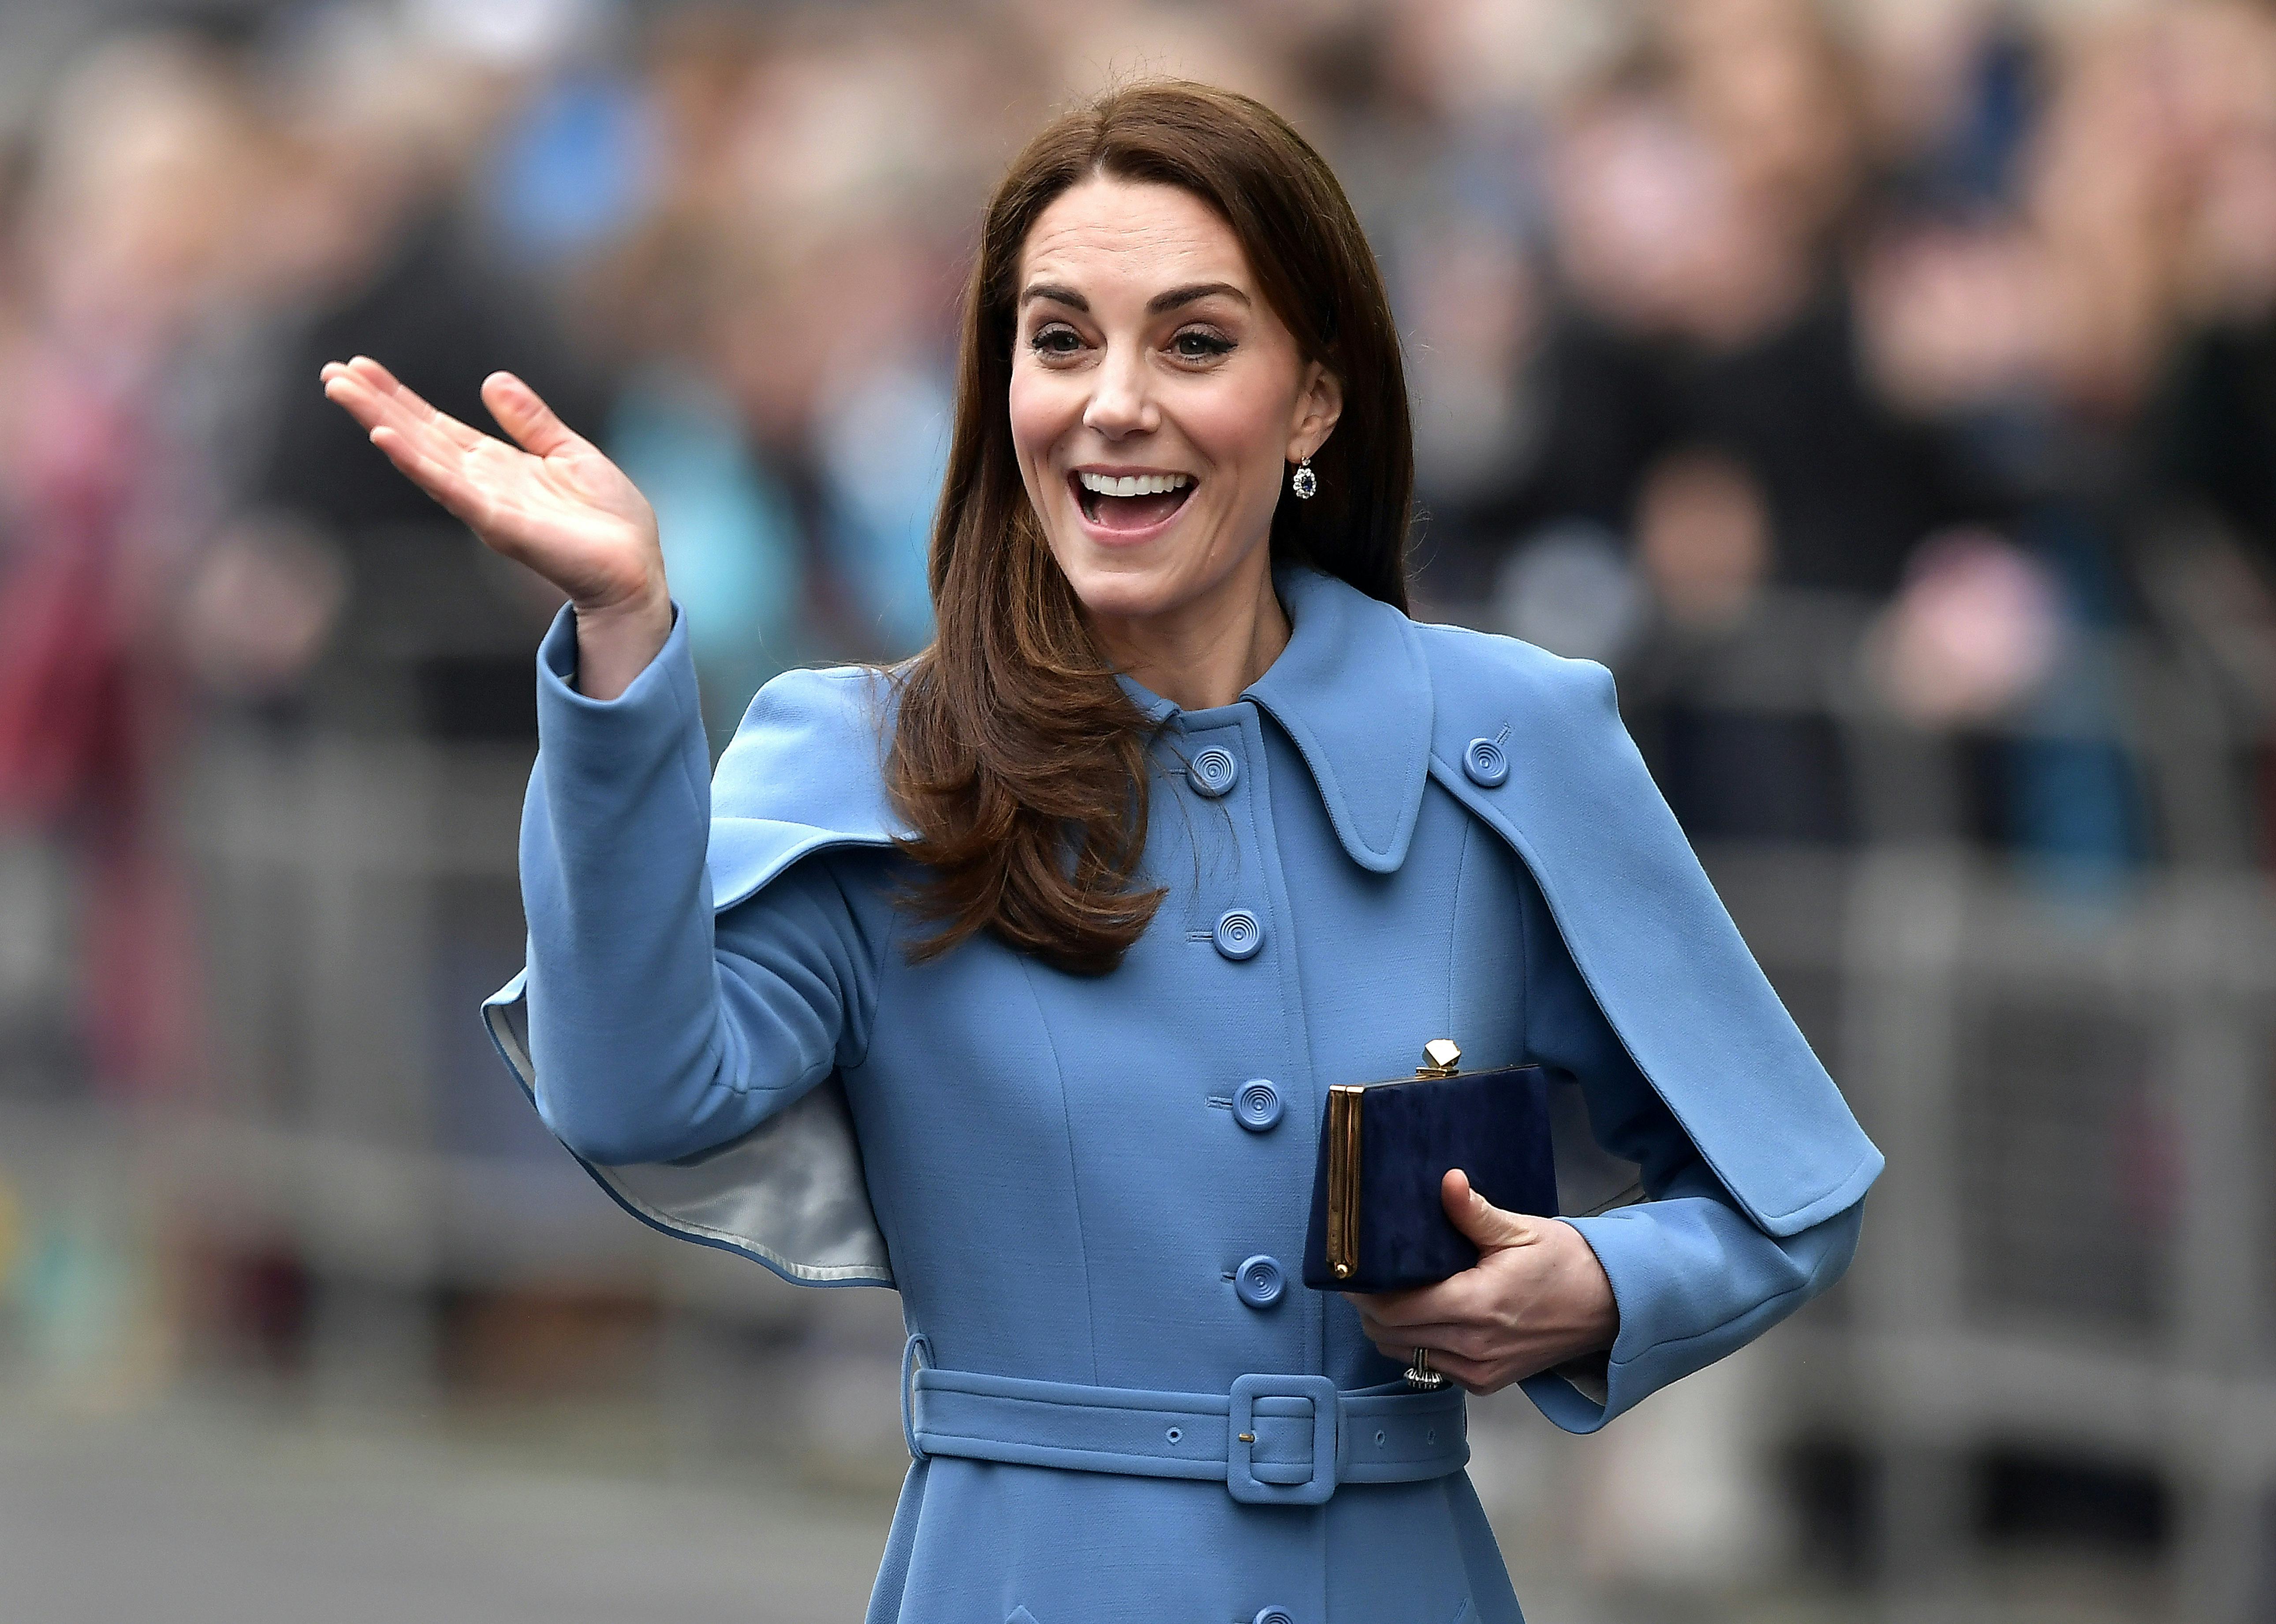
[320,356,660,613]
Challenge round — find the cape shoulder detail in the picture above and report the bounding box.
[1410,618,1884,1237]
[705,664,910,913]
[483,662,909,1290]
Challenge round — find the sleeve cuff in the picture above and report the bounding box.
[533,598,711,815]
[1519,1193,1862,1434]
[1550,1351,1610,1406]
[1516,1213,1655,1433]
[537,598,689,711]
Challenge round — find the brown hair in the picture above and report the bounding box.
[887,80,1414,975]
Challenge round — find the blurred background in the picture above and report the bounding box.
[0,0,2272,1619]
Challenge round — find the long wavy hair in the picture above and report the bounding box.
[887,80,1414,975]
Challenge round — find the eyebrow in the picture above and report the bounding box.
[1016,280,1252,315]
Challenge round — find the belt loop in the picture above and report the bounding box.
[900,1331,934,1461]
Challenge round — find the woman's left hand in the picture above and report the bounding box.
[1348,1169,1619,1395]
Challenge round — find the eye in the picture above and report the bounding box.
[1171,327,1235,362]
[1027,322,1085,359]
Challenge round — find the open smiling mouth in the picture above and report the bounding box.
[1073,470,1194,533]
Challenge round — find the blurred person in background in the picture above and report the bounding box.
[320,78,1877,1621]
[0,34,267,1098]
[1392,0,2001,852]
[239,4,610,742]
[2134,0,2276,867]
[1851,0,2276,880]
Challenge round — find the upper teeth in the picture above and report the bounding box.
[1080,472,1191,497]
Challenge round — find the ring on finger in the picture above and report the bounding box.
[1405,1346,1448,1392]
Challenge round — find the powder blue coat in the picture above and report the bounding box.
[484,564,1881,1624]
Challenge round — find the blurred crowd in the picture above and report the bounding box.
[0,0,2272,1100]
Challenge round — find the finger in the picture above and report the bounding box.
[324,368,489,465]
[1361,1331,1494,1380]
[1357,1314,1479,1349]
[367,425,497,533]
[320,368,393,431]
[1366,1319,1474,1356]
[481,371,587,459]
[1359,1313,1504,1361]
[1348,1287,1454,1330]
[1422,1348,1501,1391]
[1362,1332,1497,1381]
[1442,1169,1540,1253]
[1347,1268,1496,1327]
[339,355,492,454]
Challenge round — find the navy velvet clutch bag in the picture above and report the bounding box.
[1302,1041,1558,1293]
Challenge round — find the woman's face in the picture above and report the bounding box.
[1008,176,1341,629]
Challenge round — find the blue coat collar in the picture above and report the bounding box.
[1117,564,1433,876]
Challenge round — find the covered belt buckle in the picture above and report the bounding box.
[1226,1374,1340,1505]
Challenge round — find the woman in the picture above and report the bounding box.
[322,80,1878,1624]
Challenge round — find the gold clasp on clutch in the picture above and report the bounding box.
[1325,1041,1461,1281]
[1417,1039,1461,1078]
[1326,1086,1363,1278]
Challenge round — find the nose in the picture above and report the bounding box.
[1082,344,1157,439]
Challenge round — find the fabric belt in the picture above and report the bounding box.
[901,1341,1468,1507]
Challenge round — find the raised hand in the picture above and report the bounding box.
[319,356,668,699]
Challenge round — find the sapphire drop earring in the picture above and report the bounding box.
[1290,456,1317,499]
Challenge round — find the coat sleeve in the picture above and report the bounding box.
[1514,870,1863,1433]
[517,602,888,1166]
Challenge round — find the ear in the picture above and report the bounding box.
[1285,360,1343,463]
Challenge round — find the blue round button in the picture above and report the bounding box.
[1463,736,1509,788]
[1254,1610,1296,1624]
[1234,1079,1282,1132]
[1213,909,1264,961]
[1234,1255,1285,1309]
[1187,745,1239,798]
